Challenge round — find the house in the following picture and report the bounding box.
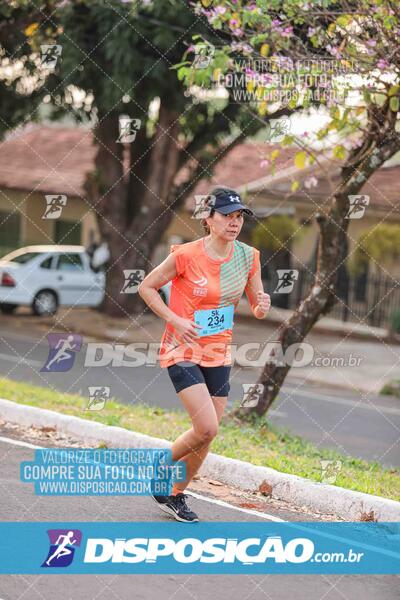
[0,124,97,255]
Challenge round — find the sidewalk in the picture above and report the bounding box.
[236,299,394,343]
[7,300,396,343]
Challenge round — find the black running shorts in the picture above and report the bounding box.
[167,361,231,397]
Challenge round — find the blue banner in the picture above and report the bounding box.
[0,522,398,574]
[20,448,186,496]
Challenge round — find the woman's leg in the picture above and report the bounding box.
[172,392,228,493]
[170,383,219,461]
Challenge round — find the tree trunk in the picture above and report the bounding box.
[85,106,183,316]
[234,136,400,418]
[123,104,182,314]
[87,114,141,316]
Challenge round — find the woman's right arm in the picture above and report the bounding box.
[138,253,201,343]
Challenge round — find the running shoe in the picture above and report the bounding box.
[151,493,199,523]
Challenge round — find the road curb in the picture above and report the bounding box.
[1,398,399,522]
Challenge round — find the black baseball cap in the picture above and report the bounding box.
[209,187,254,216]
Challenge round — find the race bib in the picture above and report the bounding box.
[194,305,234,337]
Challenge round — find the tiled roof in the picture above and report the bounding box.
[260,161,400,214]
[185,142,297,203]
[0,124,398,214]
[0,125,297,201]
[0,124,96,197]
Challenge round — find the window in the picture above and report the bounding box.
[0,211,21,253]
[40,256,54,269]
[9,252,41,264]
[55,253,84,272]
[54,220,82,245]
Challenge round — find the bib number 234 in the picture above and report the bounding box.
[194,305,234,337]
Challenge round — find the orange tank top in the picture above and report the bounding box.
[159,238,261,368]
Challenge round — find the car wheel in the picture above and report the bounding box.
[32,290,58,316]
[0,303,18,314]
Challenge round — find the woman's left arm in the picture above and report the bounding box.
[245,267,271,319]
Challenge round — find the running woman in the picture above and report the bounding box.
[138,187,271,522]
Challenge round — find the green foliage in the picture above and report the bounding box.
[251,215,300,253]
[1,0,212,123]
[380,378,400,398]
[1,0,264,145]
[48,0,198,116]
[188,0,400,167]
[389,310,400,334]
[350,224,400,275]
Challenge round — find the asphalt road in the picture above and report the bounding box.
[0,432,399,599]
[0,326,399,467]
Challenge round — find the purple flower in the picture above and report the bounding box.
[241,43,253,56]
[261,73,273,84]
[271,19,293,37]
[377,58,389,69]
[282,26,293,37]
[326,44,341,58]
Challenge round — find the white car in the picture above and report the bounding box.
[159,280,171,305]
[0,245,105,316]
